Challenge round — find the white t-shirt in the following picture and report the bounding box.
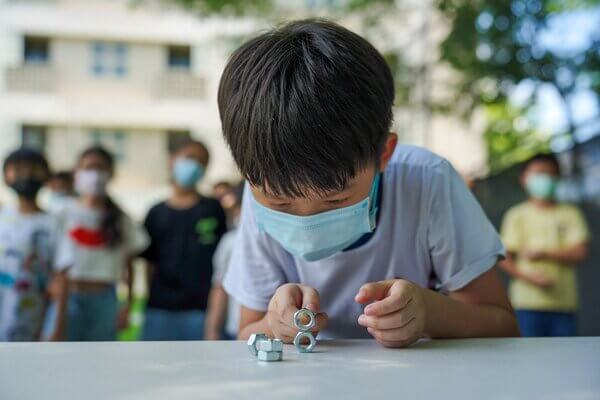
[0,207,65,341]
[223,145,505,339]
[56,200,148,283]
[212,228,241,338]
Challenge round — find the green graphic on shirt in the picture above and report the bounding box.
[195,217,218,245]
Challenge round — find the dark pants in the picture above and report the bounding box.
[516,310,577,337]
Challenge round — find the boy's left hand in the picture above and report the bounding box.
[355,279,427,348]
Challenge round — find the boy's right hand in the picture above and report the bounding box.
[267,283,328,343]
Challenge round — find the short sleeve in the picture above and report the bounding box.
[212,231,236,285]
[427,161,505,293]
[500,207,522,252]
[138,207,157,262]
[122,214,149,256]
[563,206,590,246]
[223,185,289,312]
[54,230,74,271]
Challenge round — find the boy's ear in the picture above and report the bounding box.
[379,133,398,171]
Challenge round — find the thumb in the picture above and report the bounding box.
[299,285,321,313]
[355,280,395,304]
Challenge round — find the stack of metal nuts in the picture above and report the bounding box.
[293,308,317,353]
[248,334,284,362]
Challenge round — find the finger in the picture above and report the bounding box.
[355,280,395,304]
[377,339,413,348]
[299,285,321,312]
[312,312,328,333]
[358,304,415,330]
[364,293,412,317]
[367,319,417,342]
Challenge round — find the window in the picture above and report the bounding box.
[90,129,127,161]
[21,125,47,151]
[167,46,191,70]
[24,36,49,64]
[167,130,191,153]
[91,42,128,77]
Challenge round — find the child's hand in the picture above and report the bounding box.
[522,249,547,261]
[267,283,328,343]
[524,270,555,289]
[355,279,426,348]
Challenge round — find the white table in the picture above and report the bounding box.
[1,338,599,400]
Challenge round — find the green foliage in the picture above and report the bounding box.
[436,0,600,172]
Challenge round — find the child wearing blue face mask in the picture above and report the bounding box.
[218,19,520,347]
[500,154,589,337]
[140,140,227,341]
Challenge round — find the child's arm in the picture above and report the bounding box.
[117,256,135,331]
[523,243,587,265]
[499,252,555,288]
[356,268,519,347]
[204,284,229,340]
[238,283,328,342]
[48,271,68,341]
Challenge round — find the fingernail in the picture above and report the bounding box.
[364,305,373,315]
[306,303,317,311]
[358,314,366,325]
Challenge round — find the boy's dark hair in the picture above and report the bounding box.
[218,19,395,198]
[171,139,210,165]
[3,147,50,175]
[522,153,561,175]
[50,170,74,184]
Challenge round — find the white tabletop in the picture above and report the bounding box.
[1,338,599,400]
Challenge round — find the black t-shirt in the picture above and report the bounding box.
[141,197,227,311]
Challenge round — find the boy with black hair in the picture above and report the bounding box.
[141,140,227,340]
[219,19,519,347]
[500,154,589,336]
[0,148,68,341]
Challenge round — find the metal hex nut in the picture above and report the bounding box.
[248,333,268,357]
[293,308,316,331]
[257,350,283,362]
[256,338,284,352]
[293,331,317,353]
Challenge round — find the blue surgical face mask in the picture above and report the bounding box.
[253,173,381,262]
[173,158,204,188]
[525,173,557,200]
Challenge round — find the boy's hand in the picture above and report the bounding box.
[523,270,555,289]
[522,249,547,261]
[267,283,328,343]
[355,279,426,348]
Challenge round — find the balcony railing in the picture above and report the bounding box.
[155,70,205,99]
[5,64,57,93]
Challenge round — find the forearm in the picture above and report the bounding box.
[124,258,135,306]
[205,286,228,333]
[53,272,69,339]
[543,244,587,264]
[423,288,519,338]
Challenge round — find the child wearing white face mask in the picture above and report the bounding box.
[55,146,148,341]
[139,140,227,341]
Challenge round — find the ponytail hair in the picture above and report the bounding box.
[78,145,124,248]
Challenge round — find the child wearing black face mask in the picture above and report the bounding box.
[0,148,69,341]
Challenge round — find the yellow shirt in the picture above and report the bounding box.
[500,202,589,312]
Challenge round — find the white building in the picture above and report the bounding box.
[0,0,488,218]
[0,0,260,217]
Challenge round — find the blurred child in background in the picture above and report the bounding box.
[500,154,589,336]
[56,146,147,341]
[45,170,76,215]
[0,148,67,341]
[205,182,243,340]
[141,140,227,341]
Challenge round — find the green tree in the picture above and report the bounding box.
[436,0,600,172]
